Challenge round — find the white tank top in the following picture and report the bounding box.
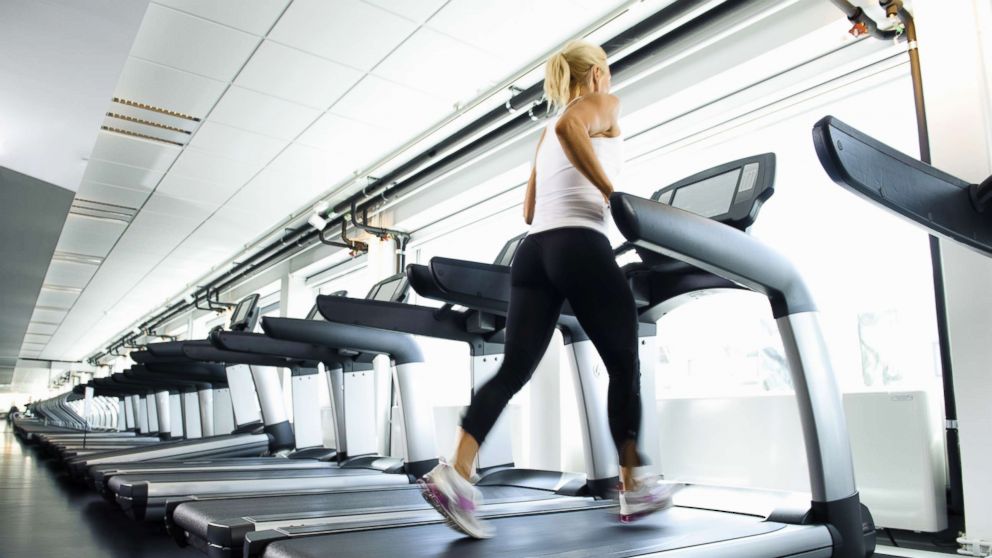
[529,112,623,236]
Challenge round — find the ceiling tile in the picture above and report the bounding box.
[122,202,206,256]
[55,214,128,258]
[36,287,79,310]
[22,334,52,346]
[169,147,264,188]
[89,130,181,172]
[155,174,232,207]
[77,180,152,209]
[225,144,351,225]
[45,260,99,290]
[142,192,218,221]
[269,0,416,71]
[373,27,500,104]
[427,0,599,66]
[130,4,261,81]
[26,322,59,336]
[226,167,312,218]
[152,0,291,35]
[330,74,451,135]
[209,86,321,140]
[268,142,351,187]
[181,205,261,254]
[363,0,449,23]
[187,121,288,164]
[114,57,228,118]
[297,112,402,172]
[31,307,67,324]
[81,159,165,192]
[235,40,365,109]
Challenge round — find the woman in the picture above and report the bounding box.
[420,40,676,539]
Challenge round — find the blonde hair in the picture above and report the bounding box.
[544,40,608,112]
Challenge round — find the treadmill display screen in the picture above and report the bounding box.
[229,299,253,329]
[496,236,525,266]
[671,168,741,218]
[372,278,402,302]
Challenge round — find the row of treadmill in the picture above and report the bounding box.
[15,125,890,558]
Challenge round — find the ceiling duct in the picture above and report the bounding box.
[99,96,200,147]
[69,198,138,224]
[51,251,104,266]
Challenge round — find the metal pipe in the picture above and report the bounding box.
[878,0,965,524]
[829,0,900,40]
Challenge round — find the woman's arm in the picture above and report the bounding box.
[553,93,620,201]
[524,166,537,224]
[524,129,547,224]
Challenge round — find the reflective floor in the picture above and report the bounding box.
[0,423,954,558]
[0,424,198,557]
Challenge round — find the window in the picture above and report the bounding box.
[308,257,376,301]
[623,64,941,401]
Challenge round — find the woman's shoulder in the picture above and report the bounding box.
[573,92,620,110]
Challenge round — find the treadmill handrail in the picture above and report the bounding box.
[145,341,188,359]
[211,330,348,365]
[813,115,992,258]
[263,317,423,365]
[315,295,485,345]
[181,340,311,368]
[610,192,815,319]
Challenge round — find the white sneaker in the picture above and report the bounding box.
[619,476,680,523]
[418,459,494,539]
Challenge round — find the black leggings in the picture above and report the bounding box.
[461,227,643,466]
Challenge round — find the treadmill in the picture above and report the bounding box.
[106,275,439,522]
[243,155,876,558]
[89,295,387,487]
[53,368,219,457]
[812,115,992,256]
[64,294,274,480]
[86,344,340,496]
[85,308,345,492]
[164,242,605,558]
[34,372,186,460]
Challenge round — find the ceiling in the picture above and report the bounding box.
[18,0,634,363]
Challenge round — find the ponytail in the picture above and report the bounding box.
[543,41,608,113]
[544,52,572,112]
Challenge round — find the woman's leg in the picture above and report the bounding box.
[455,235,564,480]
[544,229,644,488]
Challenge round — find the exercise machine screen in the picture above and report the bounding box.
[670,168,740,218]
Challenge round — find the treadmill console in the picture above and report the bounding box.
[228,294,260,332]
[304,291,345,320]
[494,233,527,266]
[365,273,410,303]
[653,153,775,230]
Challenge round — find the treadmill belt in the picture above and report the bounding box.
[176,487,422,541]
[177,485,559,543]
[114,467,375,484]
[264,507,784,558]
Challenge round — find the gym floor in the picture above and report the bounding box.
[0,424,199,557]
[0,423,951,558]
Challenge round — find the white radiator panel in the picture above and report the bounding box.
[656,391,947,532]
